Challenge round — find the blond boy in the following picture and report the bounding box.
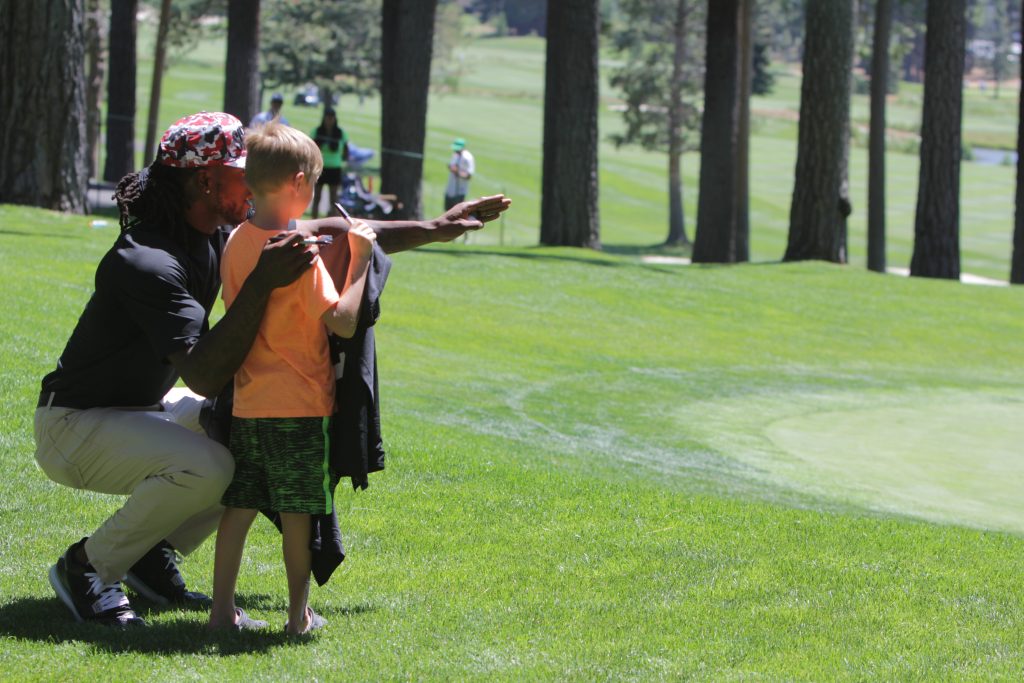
[208,122,376,634]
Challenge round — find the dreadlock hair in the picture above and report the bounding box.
[113,162,200,245]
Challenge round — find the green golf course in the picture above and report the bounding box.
[1,23,1022,682]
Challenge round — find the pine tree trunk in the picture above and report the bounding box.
[664,0,689,247]
[540,0,600,248]
[868,0,891,273]
[381,0,437,220]
[1011,3,1024,284]
[223,0,261,126]
[667,153,685,246]
[694,0,741,263]
[910,0,965,280]
[734,0,752,262]
[103,0,137,182]
[85,0,105,180]
[783,0,853,263]
[0,0,88,212]
[143,0,172,165]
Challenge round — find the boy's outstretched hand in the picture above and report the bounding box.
[348,219,377,259]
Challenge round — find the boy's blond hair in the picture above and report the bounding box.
[244,121,323,195]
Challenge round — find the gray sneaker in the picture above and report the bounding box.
[49,538,146,627]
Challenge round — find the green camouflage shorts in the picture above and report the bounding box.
[223,416,337,514]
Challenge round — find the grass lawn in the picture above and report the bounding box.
[3,21,1023,681]
[2,205,1024,680]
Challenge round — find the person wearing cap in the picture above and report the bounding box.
[34,111,511,627]
[444,137,475,211]
[249,92,289,128]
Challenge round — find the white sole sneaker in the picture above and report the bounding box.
[48,563,85,623]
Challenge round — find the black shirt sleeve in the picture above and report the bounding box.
[101,241,207,361]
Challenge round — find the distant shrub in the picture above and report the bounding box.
[752,43,775,95]
[853,74,870,96]
[854,73,900,96]
[896,138,920,155]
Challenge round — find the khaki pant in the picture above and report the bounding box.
[34,389,234,584]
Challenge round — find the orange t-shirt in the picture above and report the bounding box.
[220,222,340,418]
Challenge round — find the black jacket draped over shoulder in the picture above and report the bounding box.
[329,241,391,490]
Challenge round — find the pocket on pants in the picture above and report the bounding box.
[34,408,85,489]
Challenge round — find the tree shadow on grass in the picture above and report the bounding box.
[417,245,774,278]
[419,245,623,268]
[0,229,90,240]
[601,243,691,257]
[0,595,377,656]
[420,244,701,274]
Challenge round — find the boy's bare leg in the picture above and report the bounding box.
[280,511,313,634]
[208,506,258,628]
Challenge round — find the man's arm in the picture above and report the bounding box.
[169,233,314,397]
[296,194,512,254]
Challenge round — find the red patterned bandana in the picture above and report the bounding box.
[157,112,247,169]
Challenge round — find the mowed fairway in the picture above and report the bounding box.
[689,388,1024,533]
[379,244,1024,534]
[2,204,1023,679]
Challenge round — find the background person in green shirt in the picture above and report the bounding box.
[310,107,348,218]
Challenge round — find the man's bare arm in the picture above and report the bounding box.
[296,194,512,254]
[169,234,313,397]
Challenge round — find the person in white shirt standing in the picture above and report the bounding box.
[249,93,290,129]
[444,137,475,211]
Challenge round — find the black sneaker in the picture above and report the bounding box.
[48,538,146,627]
[124,540,212,607]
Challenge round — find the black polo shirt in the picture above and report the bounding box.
[40,223,230,408]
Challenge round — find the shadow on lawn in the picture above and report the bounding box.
[422,244,783,273]
[602,243,690,257]
[0,229,90,240]
[421,244,790,275]
[419,245,622,267]
[419,245,696,274]
[0,595,377,655]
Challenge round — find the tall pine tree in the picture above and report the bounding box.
[540,0,601,247]
[610,0,703,247]
[910,0,966,280]
[0,0,88,211]
[381,0,437,220]
[1011,1,1024,284]
[103,0,137,182]
[693,0,752,263]
[868,0,892,273]
[783,0,854,263]
[223,0,261,126]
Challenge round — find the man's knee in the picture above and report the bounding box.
[180,438,235,499]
